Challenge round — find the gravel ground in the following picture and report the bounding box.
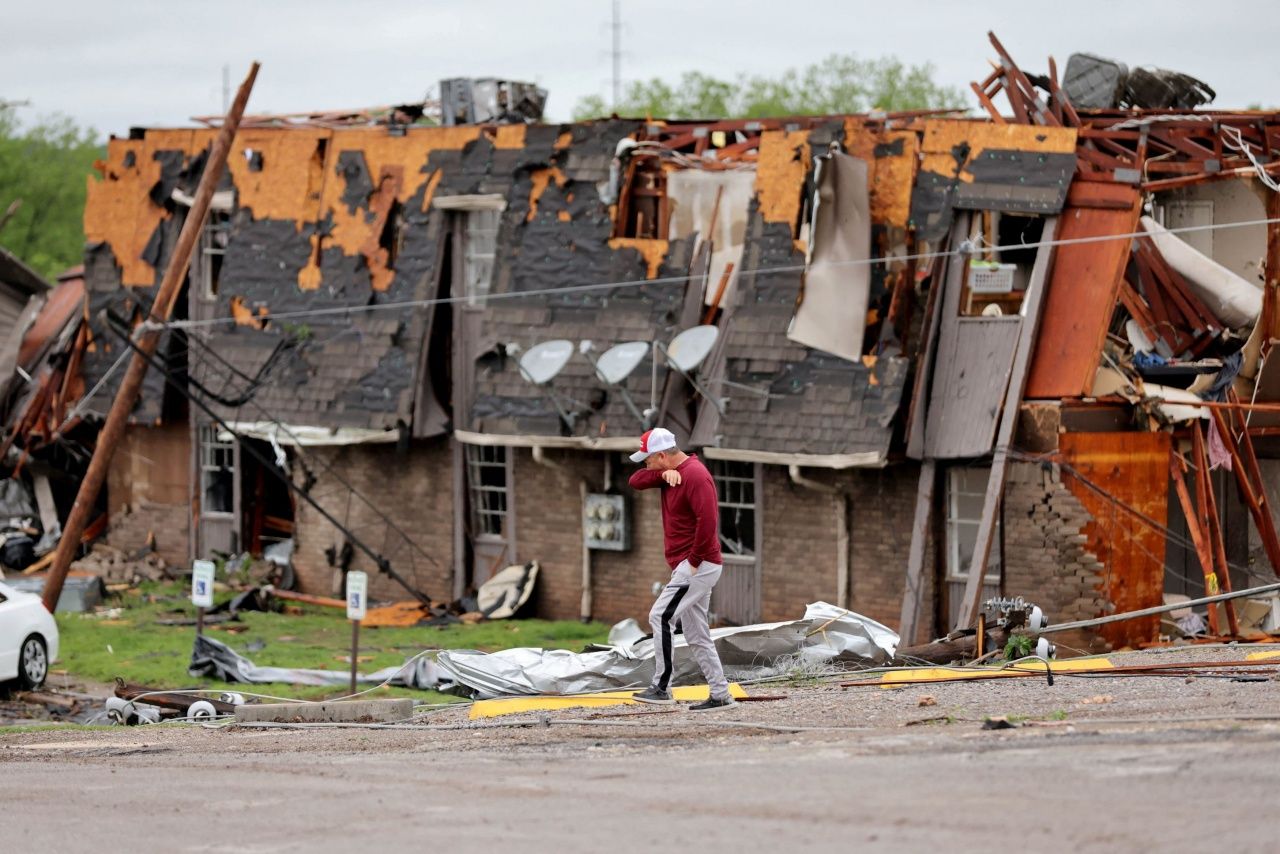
[3,644,1279,852]
[5,643,1280,749]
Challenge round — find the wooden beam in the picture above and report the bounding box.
[1170,449,1221,634]
[1193,422,1239,635]
[42,62,260,612]
[897,460,937,644]
[1263,191,1280,352]
[955,217,1059,630]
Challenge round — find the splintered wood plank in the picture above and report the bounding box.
[1025,181,1142,399]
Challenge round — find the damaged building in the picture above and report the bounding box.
[10,33,1280,652]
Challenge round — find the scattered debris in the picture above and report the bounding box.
[437,602,898,699]
[917,695,937,707]
[187,634,439,690]
[69,543,170,586]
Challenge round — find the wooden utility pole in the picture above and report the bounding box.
[41,63,260,612]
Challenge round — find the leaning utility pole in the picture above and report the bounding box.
[41,62,260,612]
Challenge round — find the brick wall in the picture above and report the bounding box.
[1002,460,1111,654]
[105,501,190,567]
[105,422,191,566]
[510,453,937,634]
[760,464,933,640]
[291,437,454,602]
[511,448,670,624]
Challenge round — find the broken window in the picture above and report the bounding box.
[466,444,510,538]
[614,155,668,239]
[710,459,757,557]
[199,424,236,515]
[195,209,232,300]
[945,466,1002,627]
[961,213,1044,317]
[461,209,500,305]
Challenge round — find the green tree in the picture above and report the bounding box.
[0,104,103,280]
[574,54,967,121]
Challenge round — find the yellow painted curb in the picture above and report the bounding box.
[1246,650,1280,661]
[469,683,749,719]
[879,657,1114,687]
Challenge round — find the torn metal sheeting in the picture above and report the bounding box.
[216,422,400,446]
[5,574,104,613]
[436,603,898,699]
[188,634,439,689]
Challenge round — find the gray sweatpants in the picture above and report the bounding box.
[648,560,730,700]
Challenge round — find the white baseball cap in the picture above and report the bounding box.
[630,427,677,463]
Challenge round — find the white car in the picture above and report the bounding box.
[0,580,59,689]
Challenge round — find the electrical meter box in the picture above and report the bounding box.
[583,493,630,551]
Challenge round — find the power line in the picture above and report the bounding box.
[182,330,444,575]
[101,312,434,605]
[157,214,1280,332]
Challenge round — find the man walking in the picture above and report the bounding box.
[627,428,735,710]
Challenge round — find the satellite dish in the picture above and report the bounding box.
[518,339,574,385]
[594,341,649,385]
[665,325,719,373]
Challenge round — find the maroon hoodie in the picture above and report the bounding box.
[628,454,723,570]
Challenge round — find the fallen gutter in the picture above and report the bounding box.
[531,446,593,622]
[787,465,850,610]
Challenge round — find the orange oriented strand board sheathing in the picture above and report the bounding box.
[225,128,331,226]
[85,137,174,287]
[526,166,567,222]
[307,126,481,290]
[843,122,920,230]
[491,124,527,150]
[755,129,812,227]
[1060,431,1172,650]
[608,238,669,280]
[918,120,1077,185]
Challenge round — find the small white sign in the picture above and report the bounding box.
[191,560,216,608]
[346,571,368,621]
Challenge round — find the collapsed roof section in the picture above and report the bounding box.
[74,101,1086,465]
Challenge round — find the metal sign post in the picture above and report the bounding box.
[191,559,215,638]
[346,571,368,694]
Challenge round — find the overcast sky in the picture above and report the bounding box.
[4,0,1277,137]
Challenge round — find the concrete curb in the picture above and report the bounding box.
[235,699,413,724]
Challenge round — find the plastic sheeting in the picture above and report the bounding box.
[666,168,754,307]
[436,602,899,699]
[189,634,440,689]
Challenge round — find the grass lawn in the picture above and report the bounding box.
[52,582,612,703]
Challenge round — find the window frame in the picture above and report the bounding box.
[944,466,1001,585]
[199,424,237,518]
[709,459,760,561]
[465,444,512,541]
